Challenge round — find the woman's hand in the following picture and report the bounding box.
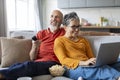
[79,58,96,66]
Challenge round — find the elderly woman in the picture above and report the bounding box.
[54,12,120,80]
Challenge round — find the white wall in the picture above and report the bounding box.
[42,0,59,29]
[43,0,120,28]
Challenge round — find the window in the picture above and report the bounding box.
[6,0,36,31]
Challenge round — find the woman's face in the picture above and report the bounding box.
[65,19,80,38]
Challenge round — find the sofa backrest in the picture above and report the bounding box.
[79,31,117,36]
[10,31,36,39]
[84,36,120,56]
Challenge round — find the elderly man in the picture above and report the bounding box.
[0,10,65,80]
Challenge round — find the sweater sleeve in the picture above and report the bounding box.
[84,39,95,58]
[54,38,80,69]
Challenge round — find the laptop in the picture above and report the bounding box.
[82,42,120,67]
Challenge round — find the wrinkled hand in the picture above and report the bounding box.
[32,40,41,48]
[30,40,41,60]
[79,58,96,66]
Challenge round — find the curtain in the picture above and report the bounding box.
[0,0,7,37]
[0,0,43,36]
[34,0,43,32]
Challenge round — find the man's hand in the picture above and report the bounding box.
[32,40,40,48]
[29,40,41,60]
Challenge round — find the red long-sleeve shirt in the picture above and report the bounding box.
[35,28,65,62]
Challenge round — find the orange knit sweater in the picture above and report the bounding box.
[54,36,95,69]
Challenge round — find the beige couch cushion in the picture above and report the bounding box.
[0,36,24,63]
[32,75,53,80]
[51,76,73,80]
[0,38,32,67]
[84,36,120,56]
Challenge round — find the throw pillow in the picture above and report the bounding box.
[0,38,32,67]
[0,36,24,64]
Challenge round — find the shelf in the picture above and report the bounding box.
[80,26,120,33]
[81,26,120,29]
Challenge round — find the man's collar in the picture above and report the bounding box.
[47,27,60,33]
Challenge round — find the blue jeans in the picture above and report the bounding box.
[64,59,120,80]
[0,61,59,80]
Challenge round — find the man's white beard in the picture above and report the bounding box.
[49,25,58,33]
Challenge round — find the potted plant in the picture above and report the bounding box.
[103,18,108,26]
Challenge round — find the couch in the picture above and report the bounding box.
[0,31,120,80]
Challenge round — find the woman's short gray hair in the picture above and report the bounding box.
[63,12,79,26]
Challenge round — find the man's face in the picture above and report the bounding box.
[50,10,63,28]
